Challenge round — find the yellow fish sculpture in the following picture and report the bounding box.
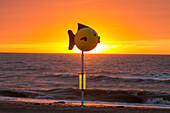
[68,23,100,51]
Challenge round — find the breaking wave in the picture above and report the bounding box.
[0,89,170,105]
[146,98,170,105]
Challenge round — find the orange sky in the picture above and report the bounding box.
[0,0,170,54]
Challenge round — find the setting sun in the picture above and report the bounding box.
[85,44,119,54]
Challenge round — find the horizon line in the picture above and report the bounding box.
[0,52,170,55]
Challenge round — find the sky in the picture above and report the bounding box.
[0,0,170,54]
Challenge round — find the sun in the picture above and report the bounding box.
[86,44,115,54]
[65,42,119,54]
[80,44,118,54]
[85,44,106,53]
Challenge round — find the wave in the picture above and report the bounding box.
[43,74,78,78]
[89,75,170,85]
[89,70,127,75]
[131,73,170,80]
[1,89,169,105]
[53,74,77,78]
[0,90,42,98]
[5,61,24,64]
[49,73,170,84]
[0,67,43,72]
[84,89,170,105]
[146,98,170,105]
[88,71,170,81]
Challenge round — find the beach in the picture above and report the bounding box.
[0,101,169,113]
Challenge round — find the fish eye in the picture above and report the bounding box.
[94,33,97,36]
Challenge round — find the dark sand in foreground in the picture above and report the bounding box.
[0,101,169,113]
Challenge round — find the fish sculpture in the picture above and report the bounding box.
[68,23,100,51]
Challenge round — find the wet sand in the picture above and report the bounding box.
[0,101,170,113]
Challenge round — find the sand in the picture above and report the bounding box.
[0,101,169,113]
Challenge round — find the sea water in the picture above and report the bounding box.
[0,53,170,108]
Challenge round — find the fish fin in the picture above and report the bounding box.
[68,30,75,50]
[78,23,89,30]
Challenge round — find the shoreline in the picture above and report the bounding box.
[0,101,170,113]
[0,96,170,110]
[1,96,170,110]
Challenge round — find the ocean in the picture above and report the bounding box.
[0,53,170,108]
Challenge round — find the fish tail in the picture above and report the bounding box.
[68,30,75,50]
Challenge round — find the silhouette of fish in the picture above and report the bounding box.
[68,23,100,50]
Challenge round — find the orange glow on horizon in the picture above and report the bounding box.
[1,39,170,54]
[0,0,170,54]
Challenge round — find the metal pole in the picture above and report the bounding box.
[81,51,84,108]
[81,90,84,108]
[81,51,84,74]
